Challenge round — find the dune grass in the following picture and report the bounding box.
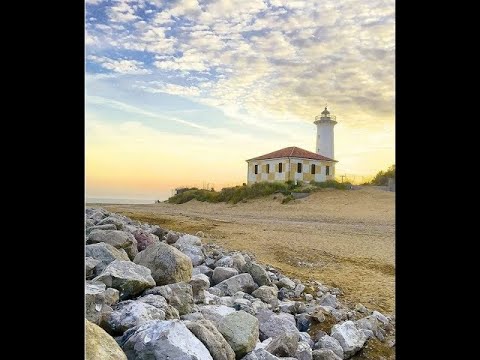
[168,180,351,204]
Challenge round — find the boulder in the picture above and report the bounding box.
[299,332,314,347]
[143,282,193,315]
[86,319,127,360]
[150,225,168,239]
[190,274,210,303]
[296,341,313,360]
[214,256,234,268]
[86,257,101,279]
[132,229,159,252]
[97,215,126,229]
[355,315,386,341]
[277,277,296,290]
[133,242,193,285]
[86,224,117,235]
[330,321,367,358]
[121,320,213,360]
[265,333,299,357]
[136,294,179,319]
[231,253,247,272]
[86,242,130,276]
[256,309,299,341]
[186,319,236,360]
[105,300,166,334]
[312,349,342,360]
[245,263,271,286]
[217,310,259,359]
[319,294,337,308]
[315,335,344,359]
[87,230,138,260]
[212,267,239,285]
[294,283,306,297]
[181,312,205,321]
[200,305,236,326]
[296,313,312,332]
[241,349,280,360]
[104,288,120,306]
[193,265,213,278]
[93,260,155,300]
[86,281,108,325]
[251,286,278,308]
[165,231,180,244]
[213,273,258,296]
[174,234,205,266]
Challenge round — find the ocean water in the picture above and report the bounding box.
[86,198,156,205]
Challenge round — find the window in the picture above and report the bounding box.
[326,165,330,175]
[254,165,258,174]
[279,163,283,173]
[297,163,302,173]
[266,164,270,173]
[311,164,316,174]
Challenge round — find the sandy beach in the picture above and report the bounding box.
[92,186,395,315]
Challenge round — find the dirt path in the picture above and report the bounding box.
[95,186,395,315]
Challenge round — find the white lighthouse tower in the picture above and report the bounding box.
[314,106,337,159]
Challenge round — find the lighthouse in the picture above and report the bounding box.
[314,106,337,159]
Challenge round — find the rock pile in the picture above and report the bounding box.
[85,207,395,360]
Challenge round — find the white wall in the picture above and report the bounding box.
[316,122,335,159]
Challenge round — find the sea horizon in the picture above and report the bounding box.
[86,197,159,205]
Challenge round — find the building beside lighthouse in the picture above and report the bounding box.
[246,107,338,185]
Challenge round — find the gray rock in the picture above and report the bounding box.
[241,349,280,360]
[121,320,213,360]
[213,273,258,296]
[212,267,239,285]
[150,225,168,239]
[190,274,210,303]
[97,216,126,230]
[133,242,193,285]
[86,242,130,276]
[296,341,313,360]
[296,313,312,332]
[305,294,314,301]
[319,294,337,308]
[132,229,159,252]
[85,219,95,228]
[354,303,367,313]
[85,319,127,360]
[218,310,259,359]
[105,288,120,306]
[312,349,342,360]
[136,294,179,319]
[231,253,247,272]
[299,332,314,347]
[256,309,299,341]
[294,283,306,297]
[330,321,367,358]
[316,335,344,359]
[355,315,386,341]
[143,282,193,315]
[186,319,236,360]
[181,312,205,321]
[214,256,234,268]
[265,333,299,357]
[86,257,101,279]
[87,230,138,260]
[106,300,166,334]
[165,231,180,244]
[86,224,117,235]
[93,260,155,300]
[331,309,347,322]
[86,281,107,325]
[174,234,205,266]
[200,305,236,326]
[208,287,224,297]
[205,257,216,268]
[251,300,269,314]
[372,310,389,325]
[193,265,213,278]
[251,286,278,308]
[277,277,296,290]
[245,262,272,286]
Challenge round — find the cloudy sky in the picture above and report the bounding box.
[86,0,395,200]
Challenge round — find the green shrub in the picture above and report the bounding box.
[371,165,395,186]
[282,195,295,204]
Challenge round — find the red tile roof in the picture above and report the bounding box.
[246,147,337,162]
